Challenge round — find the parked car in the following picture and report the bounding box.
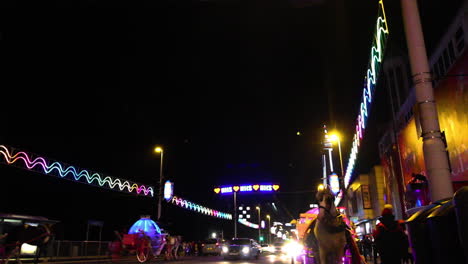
[221,238,261,259]
[201,238,221,255]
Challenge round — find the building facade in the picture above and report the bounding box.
[378,0,468,215]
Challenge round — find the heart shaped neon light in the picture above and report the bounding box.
[253,184,260,191]
[233,186,240,192]
[214,188,221,194]
[273,185,280,191]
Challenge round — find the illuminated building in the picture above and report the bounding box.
[377,0,468,217]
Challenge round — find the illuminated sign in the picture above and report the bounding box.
[329,173,340,195]
[214,184,280,194]
[240,185,252,192]
[343,0,389,190]
[164,180,174,201]
[221,186,233,194]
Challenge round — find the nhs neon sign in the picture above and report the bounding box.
[214,184,280,194]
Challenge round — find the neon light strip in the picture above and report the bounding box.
[0,145,154,197]
[238,219,259,229]
[169,195,232,220]
[343,0,389,190]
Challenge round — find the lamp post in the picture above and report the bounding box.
[154,146,164,221]
[329,133,344,178]
[234,192,237,238]
[266,215,271,245]
[256,206,261,242]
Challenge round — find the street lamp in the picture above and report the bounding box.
[154,146,164,221]
[266,215,271,244]
[256,206,261,242]
[329,133,344,178]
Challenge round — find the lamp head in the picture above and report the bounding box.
[154,146,163,153]
[329,134,340,142]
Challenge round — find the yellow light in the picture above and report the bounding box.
[154,146,163,153]
[329,133,340,142]
[318,184,325,191]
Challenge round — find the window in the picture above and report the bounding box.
[437,58,446,77]
[443,48,451,70]
[448,40,456,63]
[455,25,465,53]
[395,66,406,100]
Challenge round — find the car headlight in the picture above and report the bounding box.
[242,246,250,254]
[282,241,303,257]
[222,246,229,253]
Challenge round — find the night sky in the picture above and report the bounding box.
[0,0,463,241]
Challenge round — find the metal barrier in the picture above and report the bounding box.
[51,240,111,258]
[454,186,468,264]
[406,202,442,264]
[406,194,467,264]
[427,199,465,263]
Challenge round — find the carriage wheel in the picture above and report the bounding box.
[136,239,151,263]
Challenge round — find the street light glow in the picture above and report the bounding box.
[154,146,163,153]
[329,133,340,142]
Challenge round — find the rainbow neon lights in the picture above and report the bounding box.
[238,219,259,229]
[169,195,232,220]
[343,0,389,189]
[0,145,154,197]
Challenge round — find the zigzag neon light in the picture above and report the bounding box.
[170,196,232,220]
[238,218,259,229]
[343,0,389,190]
[0,145,154,197]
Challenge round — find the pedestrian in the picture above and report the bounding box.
[361,235,372,261]
[372,204,409,264]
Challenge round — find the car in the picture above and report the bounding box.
[201,238,221,255]
[273,240,285,254]
[221,238,261,260]
[260,243,275,254]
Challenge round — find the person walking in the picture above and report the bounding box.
[372,204,409,264]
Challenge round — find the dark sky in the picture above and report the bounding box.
[0,0,463,241]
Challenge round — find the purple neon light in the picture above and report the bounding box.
[0,145,154,196]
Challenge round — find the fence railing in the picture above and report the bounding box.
[46,240,111,258]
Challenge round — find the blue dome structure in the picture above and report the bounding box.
[128,216,161,240]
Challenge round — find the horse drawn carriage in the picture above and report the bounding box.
[118,216,180,263]
[296,188,365,264]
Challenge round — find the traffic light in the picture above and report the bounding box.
[259,236,264,242]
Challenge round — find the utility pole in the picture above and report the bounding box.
[401,0,454,201]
